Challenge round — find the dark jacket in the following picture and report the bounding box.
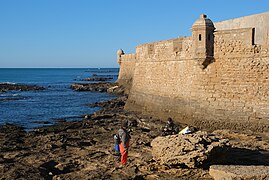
[118,128,131,149]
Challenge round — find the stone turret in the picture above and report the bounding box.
[117,49,124,64]
[192,14,215,59]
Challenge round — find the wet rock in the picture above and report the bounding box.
[0,83,45,92]
[151,131,229,168]
[88,96,127,110]
[0,124,25,133]
[107,85,125,95]
[70,82,116,92]
[32,121,52,125]
[0,124,26,152]
[209,165,269,180]
[91,113,115,120]
[82,77,113,81]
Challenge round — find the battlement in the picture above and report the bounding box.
[135,37,194,62]
[120,53,136,62]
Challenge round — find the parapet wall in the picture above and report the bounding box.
[215,28,254,57]
[214,27,269,59]
[136,37,193,61]
[119,12,269,132]
[214,11,269,45]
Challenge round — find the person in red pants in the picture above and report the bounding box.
[118,120,131,165]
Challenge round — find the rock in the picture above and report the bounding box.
[0,83,45,92]
[87,96,127,110]
[0,89,7,92]
[71,83,125,95]
[82,77,113,81]
[107,86,125,95]
[32,121,52,125]
[91,114,115,120]
[84,115,90,119]
[107,86,119,93]
[151,131,229,168]
[0,123,25,135]
[209,165,269,180]
[70,82,116,92]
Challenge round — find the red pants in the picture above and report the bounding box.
[119,141,129,165]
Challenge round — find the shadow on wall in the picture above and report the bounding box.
[200,57,215,69]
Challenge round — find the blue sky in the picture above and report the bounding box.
[0,0,268,68]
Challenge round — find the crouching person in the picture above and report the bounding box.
[161,117,179,136]
[118,120,131,165]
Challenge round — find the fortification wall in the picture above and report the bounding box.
[125,31,269,132]
[126,54,269,132]
[117,54,136,89]
[214,12,269,45]
[120,13,269,132]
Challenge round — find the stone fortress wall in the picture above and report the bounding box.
[117,12,269,132]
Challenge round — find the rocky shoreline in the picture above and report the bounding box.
[0,83,269,179]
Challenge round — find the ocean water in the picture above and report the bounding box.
[0,68,119,130]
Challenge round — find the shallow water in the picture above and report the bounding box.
[0,68,119,130]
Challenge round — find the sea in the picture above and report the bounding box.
[0,68,119,130]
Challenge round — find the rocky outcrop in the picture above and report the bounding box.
[209,165,269,180]
[71,82,126,95]
[87,96,127,113]
[0,83,45,92]
[151,131,229,168]
[70,82,116,92]
[82,77,113,81]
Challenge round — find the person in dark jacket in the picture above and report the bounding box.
[161,117,179,136]
[118,120,131,165]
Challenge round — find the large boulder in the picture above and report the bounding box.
[151,131,229,168]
